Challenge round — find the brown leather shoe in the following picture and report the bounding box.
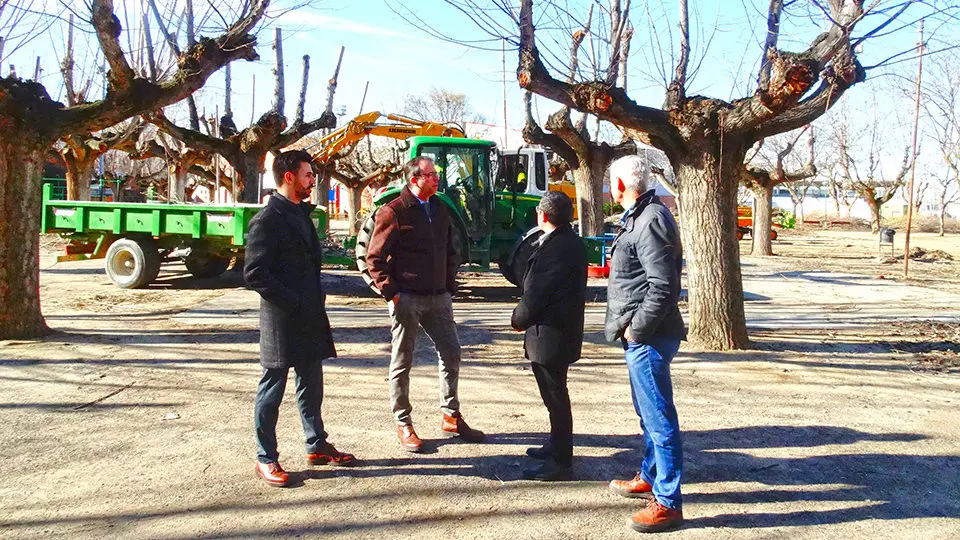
[397,423,423,453]
[440,412,485,442]
[629,498,683,533]
[609,472,654,499]
[307,443,357,466]
[255,461,291,487]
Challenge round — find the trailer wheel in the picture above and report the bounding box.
[184,250,232,279]
[770,229,778,241]
[736,228,745,241]
[355,209,381,294]
[105,237,161,288]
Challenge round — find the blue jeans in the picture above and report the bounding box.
[623,336,683,510]
[254,362,328,464]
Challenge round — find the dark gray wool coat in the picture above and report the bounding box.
[244,194,336,368]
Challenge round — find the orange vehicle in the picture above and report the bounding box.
[737,205,778,241]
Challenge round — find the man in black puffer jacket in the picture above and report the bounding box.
[603,155,686,534]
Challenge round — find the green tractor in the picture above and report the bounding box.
[354,136,603,290]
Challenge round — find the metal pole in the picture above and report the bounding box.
[215,104,221,204]
[904,21,924,278]
[502,38,508,147]
[358,81,370,114]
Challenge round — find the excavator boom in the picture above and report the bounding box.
[308,111,465,164]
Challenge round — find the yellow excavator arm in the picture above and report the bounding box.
[309,111,465,164]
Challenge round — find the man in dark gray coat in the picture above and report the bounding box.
[603,155,686,533]
[511,191,586,481]
[244,150,356,487]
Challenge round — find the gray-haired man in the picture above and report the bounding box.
[604,155,686,533]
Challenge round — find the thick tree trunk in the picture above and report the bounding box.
[64,159,92,201]
[317,169,331,210]
[867,198,881,233]
[572,157,608,237]
[751,184,774,256]
[0,139,48,338]
[235,152,265,203]
[345,184,363,236]
[675,149,750,350]
[168,166,187,202]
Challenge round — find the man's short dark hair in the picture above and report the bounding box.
[273,150,313,182]
[537,191,574,226]
[403,156,434,182]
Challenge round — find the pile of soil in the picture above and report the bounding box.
[898,246,955,262]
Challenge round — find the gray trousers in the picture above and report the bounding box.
[388,292,461,425]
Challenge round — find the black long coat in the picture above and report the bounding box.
[510,225,588,366]
[244,195,336,368]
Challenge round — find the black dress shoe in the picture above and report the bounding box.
[525,445,553,459]
[522,459,572,481]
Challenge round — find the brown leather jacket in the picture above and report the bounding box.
[365,186,459,300]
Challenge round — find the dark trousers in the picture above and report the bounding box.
[532,362,573,467]
[254,362,328,464]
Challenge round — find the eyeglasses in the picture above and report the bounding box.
[417,172,440,181]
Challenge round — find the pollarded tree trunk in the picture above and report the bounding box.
[64,159,93,201]
[571,157,608,237]
[675,145,750,350]
[866,198,882,233]
[168,166,187,202]
[0,138,49,338]
[751,184,774,256]
[317,168,331,210]
[345,184,363,236]
[235,153,265,203]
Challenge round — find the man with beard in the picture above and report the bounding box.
[245,150,356,487]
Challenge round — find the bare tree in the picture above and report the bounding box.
[784,174,818,224]
[0,0,270,339]
[922,52,960,236]
[742,127,816,255]
[401,87,486,128]
[327,137,404,235]
[839,120,912,233]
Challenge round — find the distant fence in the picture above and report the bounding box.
[43,178,66,200]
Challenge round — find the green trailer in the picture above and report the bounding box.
[41,183,330,288]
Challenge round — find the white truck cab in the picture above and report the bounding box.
[497,146,551,196]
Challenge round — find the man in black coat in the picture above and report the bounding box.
[511,191,587,481]
[244,150,356,487]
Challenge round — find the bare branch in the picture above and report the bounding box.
[295,54,310,125]
[272,27,284,116]
[664,0,689,109]
[758,0,783,89]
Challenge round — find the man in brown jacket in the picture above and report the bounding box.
[365,156,484,452]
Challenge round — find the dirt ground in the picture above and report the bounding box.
[0,227,958,539]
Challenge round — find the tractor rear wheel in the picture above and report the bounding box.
[500,227,543,286]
